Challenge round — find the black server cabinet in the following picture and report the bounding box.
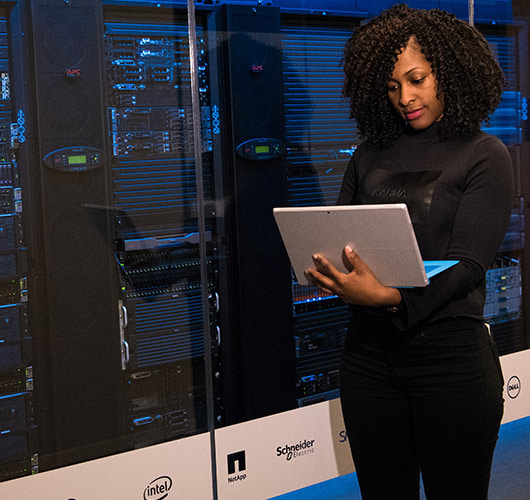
[210,5,296,422]
[0,7,36,481]
[8,0,124,469]
[481,24,529,355]
[280,21,360,406]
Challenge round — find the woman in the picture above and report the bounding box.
[305,4,513,500]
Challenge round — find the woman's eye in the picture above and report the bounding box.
[412,77,426,85]
[387,85,398,92]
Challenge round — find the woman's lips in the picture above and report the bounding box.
[404,107,425,120]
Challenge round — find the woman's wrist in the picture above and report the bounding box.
[378,286,402,308]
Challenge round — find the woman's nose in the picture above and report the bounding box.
[399,85,415,107]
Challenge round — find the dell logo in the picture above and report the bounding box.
[507,376,521,399]
[143,476,172,500]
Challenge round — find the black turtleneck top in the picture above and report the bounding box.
[337,124,514,331]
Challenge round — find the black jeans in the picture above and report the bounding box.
[340,316,504,500]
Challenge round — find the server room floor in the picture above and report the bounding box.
[271,415,530,500]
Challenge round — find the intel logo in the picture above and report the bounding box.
[144,476,173,500]
[507,376,521,399]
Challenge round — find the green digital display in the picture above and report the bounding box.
[67,155,87,165]
[255,145,270,154]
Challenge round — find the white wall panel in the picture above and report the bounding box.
[0,433,213,500]
[215,398,354,500]
[501,349,530,423]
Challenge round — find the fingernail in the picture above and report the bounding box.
[312,254,320,262]
[345,245,353,253]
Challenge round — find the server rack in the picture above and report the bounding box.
[208,4,295,423]
[2,0,126,474]
[0,8,36,481]
[280,21,358,406]
[103,8,218,448]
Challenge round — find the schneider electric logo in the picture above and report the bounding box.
[276,439,315,461]
[144,476,172,500]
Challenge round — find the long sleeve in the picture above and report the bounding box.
[395,136,513,329]
[337,154,359,206]
[337,129,514,331]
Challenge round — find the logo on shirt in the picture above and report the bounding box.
[371,187,407,199]
[360,169,442,224]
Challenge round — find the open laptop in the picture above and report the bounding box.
[273,204,458,287]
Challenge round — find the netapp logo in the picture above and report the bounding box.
[508,376,521,399]
[144,476,172,500]
[276,439,315,461]
[227,450,247,483]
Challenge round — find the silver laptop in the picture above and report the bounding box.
[273,204,458,287]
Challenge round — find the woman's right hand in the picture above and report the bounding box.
[305,245,402,308]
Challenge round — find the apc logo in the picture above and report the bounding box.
[144,476,172,500]
[65,68,81,78]
[227,450,247,483]
[507,376,521,399]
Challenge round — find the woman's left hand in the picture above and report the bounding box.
[304,245,402,307]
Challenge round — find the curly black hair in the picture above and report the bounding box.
[342,4,505,148]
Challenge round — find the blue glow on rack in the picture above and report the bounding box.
[0,392,24,400]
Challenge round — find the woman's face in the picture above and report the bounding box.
[387,41,444,130]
